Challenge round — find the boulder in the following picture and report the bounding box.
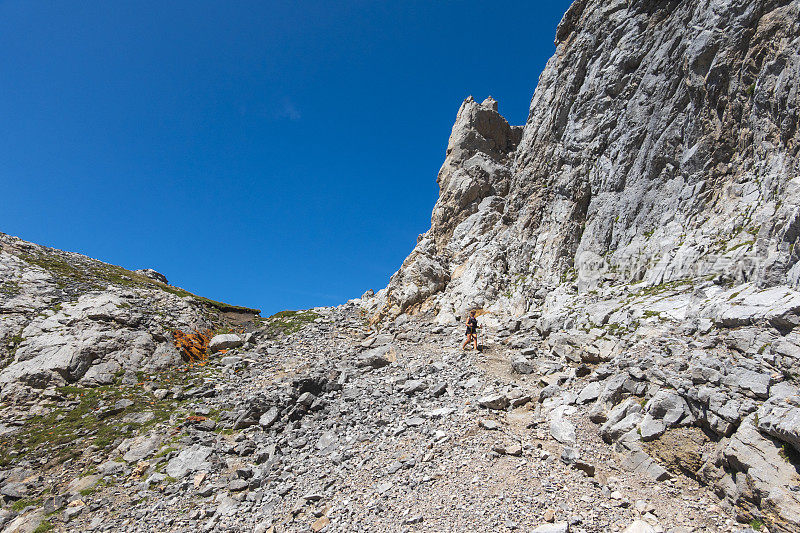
[699,419,800,531]
[209,334,243,353]
[601,399,643,442]
[550,415,576,445]
[258,407,280,429]
[757,402,800,453]
[356,345,396,369]
[576,382,602,405]
[478,393,509,410]
[165,445,212,479]
[638,415,666,441]
[511,355,535,374]
[121,434,162,463]
[646,390,693,427]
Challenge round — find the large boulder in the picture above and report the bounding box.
[165,445,213,479]
[209,334,243,353]
[757,401,800,453]
[601,399,643,443]
[356,345,396,369]
[646,390,694,427]
[134,268,168,284]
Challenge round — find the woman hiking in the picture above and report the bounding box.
[461,310,479,351]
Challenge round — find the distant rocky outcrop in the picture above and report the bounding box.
[134,268,168,285]
[0,232,260,397]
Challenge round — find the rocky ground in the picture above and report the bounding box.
[3,0,800,530]
[2,294,786,533]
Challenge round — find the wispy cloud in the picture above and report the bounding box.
[276,99,301,121]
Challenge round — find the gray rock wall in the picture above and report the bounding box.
[370,0,800,321]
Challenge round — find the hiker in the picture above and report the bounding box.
[461,310,479,351]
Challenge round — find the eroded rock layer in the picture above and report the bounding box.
[369,0,800,321]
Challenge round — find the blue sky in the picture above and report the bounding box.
[1,0,572,315]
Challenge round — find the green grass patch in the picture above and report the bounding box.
[0,280,21,296]
[727,240,754,252]
[153,446,178,460]
[11,497,43,512]
[263,310,320,338]
[631,278,693,299]
[33,521,55,533]
[0,362,215,468]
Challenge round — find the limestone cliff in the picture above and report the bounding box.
[370,0,800,322]
[363,4,800,528]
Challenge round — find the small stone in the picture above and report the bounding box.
[311,516,330,532]
[573,460,595,477]
[622,520,657,533]
[511,355,535,374]
[402,514,424,525]
[64,504,85,520]
[259,407,280,428]
[532,524,568,533]
[403,380,427,395]
[387,461,403,474]
[228,479,249,492]
[430,383,448,397]
[405,417,425,427]
[478,394,509,410]
[505,443,523,456]
[531,522,569,533]
[154,389,169,400]
[479,419,501,430]
[560,447,579,464]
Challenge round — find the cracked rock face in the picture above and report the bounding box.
[357,1,800,530]
[0,232,259,396]
[368,0,800,321]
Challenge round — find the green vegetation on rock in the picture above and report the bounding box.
[33,521,55,533]
[0,364,214,468]
[16,248,260,316]
[0,280,21,296]
[260,310,321,338]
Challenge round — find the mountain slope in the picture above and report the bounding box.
[0,231,260,395]
[3,1,800,532]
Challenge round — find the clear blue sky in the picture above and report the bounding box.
[1,0,572,315]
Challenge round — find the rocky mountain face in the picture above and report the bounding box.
[3,1,800,532]
[0,231,260,396]
[369,0,800,321]
[358,0,800,530]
